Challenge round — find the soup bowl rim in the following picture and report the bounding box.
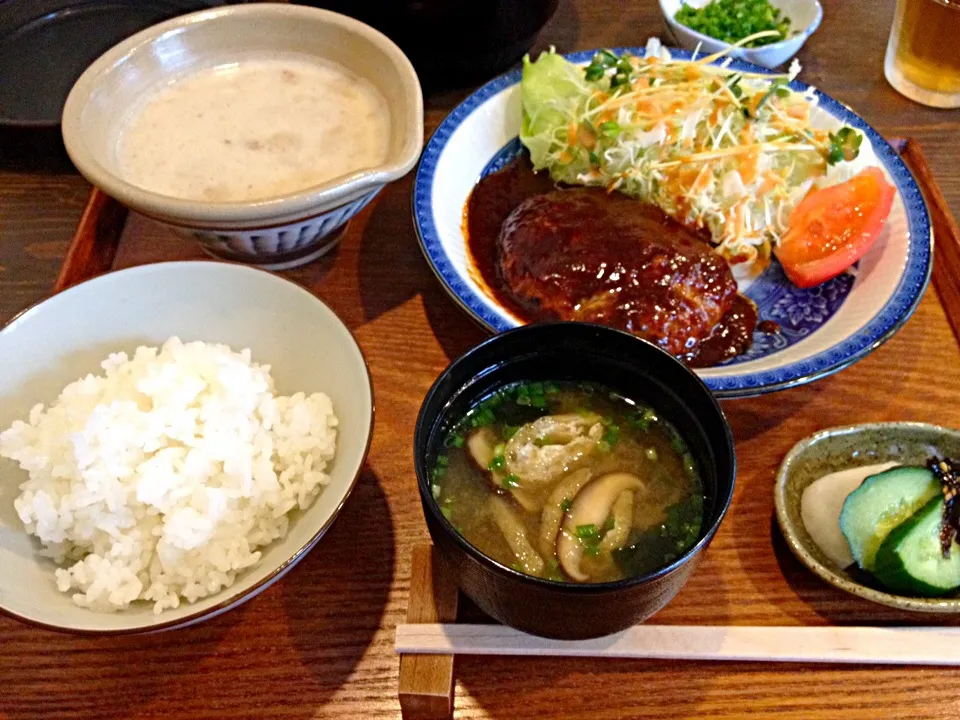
[413,321,736,593]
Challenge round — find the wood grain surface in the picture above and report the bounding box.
[398,545,459,719]
[3,1,960,719]
[52,189,127,294]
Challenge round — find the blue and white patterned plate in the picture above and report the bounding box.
[413,48,932,399]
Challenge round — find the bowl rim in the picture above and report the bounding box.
[414,321,737,594]
[61,3,424,225]
[659,0,824,54]
[0,260,376,634]
[773,421,960,613]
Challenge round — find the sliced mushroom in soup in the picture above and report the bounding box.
[429,382,704,583]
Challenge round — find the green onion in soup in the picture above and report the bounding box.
[430,381,704,583]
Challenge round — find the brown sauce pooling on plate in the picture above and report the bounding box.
[683,295,758,367]
[464,156,757,367]
[464,155,555,320]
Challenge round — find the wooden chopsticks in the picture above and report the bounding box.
[395,624,960,665]
[894,137,960,346]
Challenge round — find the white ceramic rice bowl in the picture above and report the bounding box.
[0,262,373,633]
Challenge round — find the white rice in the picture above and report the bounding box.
[0,337,337,614]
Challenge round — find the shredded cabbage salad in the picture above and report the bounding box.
[519,37,866,275]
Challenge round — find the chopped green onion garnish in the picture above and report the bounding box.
[599,120,620,137]
[602,423,620,446]
[669,433,687,455]
[547,558,564,581]
[575,524,600,540]
[674,0,791,48]
[828,127,863,165]
[501,425,520,440]
[610,71,631,89]
[628,407,658,431]
[584,63,606,81]
[469,407,496,427]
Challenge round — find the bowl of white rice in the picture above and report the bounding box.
[0,261,373,633]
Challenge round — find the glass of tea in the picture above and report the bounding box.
[885,0,960,108]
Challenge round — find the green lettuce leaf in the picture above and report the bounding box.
[519,50,592,183]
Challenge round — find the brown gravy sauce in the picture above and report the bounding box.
[464,156,760,368]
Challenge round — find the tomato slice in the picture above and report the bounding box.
[774,167,896,289]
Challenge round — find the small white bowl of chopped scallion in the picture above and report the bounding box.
[660,0,823,69]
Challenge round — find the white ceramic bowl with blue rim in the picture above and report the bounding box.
[659,0,823,70]
[412,47,932,400]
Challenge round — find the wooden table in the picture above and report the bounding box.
[3,1,960,718]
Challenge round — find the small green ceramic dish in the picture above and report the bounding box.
[774,422,960,613]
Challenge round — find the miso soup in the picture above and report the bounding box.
[429,382,704,583]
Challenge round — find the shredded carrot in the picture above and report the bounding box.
[577,124,597,149]
[689,164,713,195]
[757,171,784,195]
[786,104,809,121]
[635,100,656,115]
[740,149,760,184]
